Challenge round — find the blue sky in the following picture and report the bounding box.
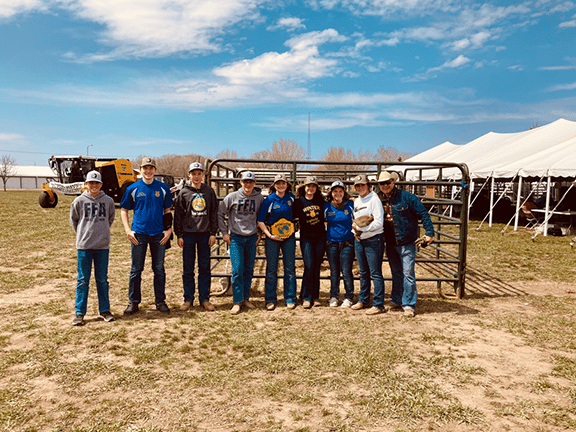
[0,0,575,166]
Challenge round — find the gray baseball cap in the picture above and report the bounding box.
[240,171,256,181]
[189,162,204,172]
[85,170,102,183]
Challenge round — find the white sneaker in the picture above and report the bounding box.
[329,297,338,307]
[341,298,353,308]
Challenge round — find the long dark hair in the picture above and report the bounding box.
[269,181,293,194]
[296,183,323,200]
[326,186,351,203]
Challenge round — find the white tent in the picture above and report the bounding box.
[399,118,576,235]
[402,118,576,180]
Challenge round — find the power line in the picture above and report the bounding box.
[0,148,51,155]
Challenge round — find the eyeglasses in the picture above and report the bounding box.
[379,180,393,185]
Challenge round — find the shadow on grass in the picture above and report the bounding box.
[464,266,527,299]
[416,258,527,300]
[417,293,482,315]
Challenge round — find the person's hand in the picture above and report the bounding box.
[126,231,138,245]
[223,234,231,244]
[209,235,216,247]
[269,234,283,241]
[160,228,172,245]
[256,233,262,246]
[424,235,434,246]
[177,237,184,248]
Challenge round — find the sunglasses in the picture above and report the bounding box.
[379,180,393,185]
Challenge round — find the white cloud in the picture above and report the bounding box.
[547,82,576,91]
[405,55,470,82]
[213,29,346,84]
[0,0,44,18]
[383,2,531,56]
[309,0,459,17]
[0,132,25,141]
[559,13,576,27]
[432,55,470,71]
[59,0,267,61]
[550,1,575,13]
[508,64,524,71]
[267,17,306,32]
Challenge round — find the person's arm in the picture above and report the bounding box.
[218,198,231,244]
[160,207,173,246]
[108,199,115,227]
[208,188,218,247]
[258,221,282,242]
[413,195,435,245]
[70,201,79,233]
[355,196,384,234]
[121,208,138,245]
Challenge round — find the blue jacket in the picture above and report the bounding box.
[379,188,434,246]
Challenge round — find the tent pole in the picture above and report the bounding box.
[514,176,523,231]
[468,179,474,222]
[544,175,551,237]
[489,175,495,227]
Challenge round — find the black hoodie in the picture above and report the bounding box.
[173,182,218,237]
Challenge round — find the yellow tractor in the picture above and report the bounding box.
[39,155,137,208]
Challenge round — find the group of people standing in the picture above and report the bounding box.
[69,157,434,326]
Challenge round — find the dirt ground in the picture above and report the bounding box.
[2,264,576,431]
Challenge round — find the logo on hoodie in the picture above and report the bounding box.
[192,194,206,212]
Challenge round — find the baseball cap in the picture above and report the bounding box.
[330,180,345,190]
[303,176,318,186]
[188,162,204,172]
[85,170,102,183]
[240,171,256,181]
[140,156,156,168]
[273,173,288,184]
[353,174,369,185]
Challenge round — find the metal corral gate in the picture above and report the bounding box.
[206,159,470,300]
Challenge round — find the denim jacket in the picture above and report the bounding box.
[379,188,434,246]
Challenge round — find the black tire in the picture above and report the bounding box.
[118,181,134,203]
[39,191,58,208]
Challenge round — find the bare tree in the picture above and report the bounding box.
[250,139,306,170]
[374,146,412,165]
[214,149,241,169]
[131,154,205,178]
[0,155,17,191]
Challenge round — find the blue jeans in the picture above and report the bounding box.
[182,232,211,304]
[354,234,385,308]
[75,249,110,315]
[299,237,325,302]
[387,243,417,310]
[230,233,258,304]
[128,233,166,305]
[264,235,296,305]
[325,240,355,301]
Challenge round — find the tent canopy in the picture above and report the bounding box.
[400,118,576,180]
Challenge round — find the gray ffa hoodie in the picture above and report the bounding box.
[218,187,264,236]
[70,191,116,250]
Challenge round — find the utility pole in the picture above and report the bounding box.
[307,113,311,160]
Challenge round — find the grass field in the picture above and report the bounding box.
[1,190,575,432]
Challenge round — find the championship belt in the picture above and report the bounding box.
[269,218,294,239]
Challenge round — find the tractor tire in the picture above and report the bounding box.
[39,191,58,208]
[118,181,134,203]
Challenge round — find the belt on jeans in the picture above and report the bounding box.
[327,239,354,252]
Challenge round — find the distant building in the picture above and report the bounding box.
[5,166,57,189]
